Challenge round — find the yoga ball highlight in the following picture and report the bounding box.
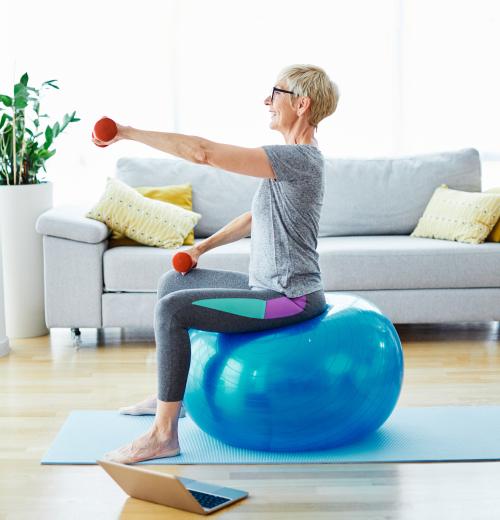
[184,293,404,452]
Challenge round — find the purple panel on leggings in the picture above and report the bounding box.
[264,295,307,319]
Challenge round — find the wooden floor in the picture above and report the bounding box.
[1,323,500,520]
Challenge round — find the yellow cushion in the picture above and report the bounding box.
[86,177,201,248]
[411,185,500,244]
[485,188,500,242]
[111,183,196,246]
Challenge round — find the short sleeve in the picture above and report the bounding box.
[262,145,322,183]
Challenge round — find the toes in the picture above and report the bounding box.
[104,449,130,464]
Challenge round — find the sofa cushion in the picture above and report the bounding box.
[319,236,500,290]
[103,236,500,293]
[103,239,252,292]
[116,148,481,238]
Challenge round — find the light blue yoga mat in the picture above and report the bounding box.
[41,406,500,465]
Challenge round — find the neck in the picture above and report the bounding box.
[282,120,316,145]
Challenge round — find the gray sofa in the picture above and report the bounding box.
[36,147,500,332]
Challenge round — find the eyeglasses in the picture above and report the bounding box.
[271,86,296,103]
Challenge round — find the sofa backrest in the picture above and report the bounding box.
[116,147,481,238]
[321,148,481,236]
[116,157,260,238]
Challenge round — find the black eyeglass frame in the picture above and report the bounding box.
[271,86,297,103]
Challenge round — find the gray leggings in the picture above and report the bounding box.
[154,268,327,402]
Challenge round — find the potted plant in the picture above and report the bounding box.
[0,73,79,337]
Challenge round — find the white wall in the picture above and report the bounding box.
[3,0,499,205]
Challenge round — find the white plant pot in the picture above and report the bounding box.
[0,240,10,356]
[0,182,53,338]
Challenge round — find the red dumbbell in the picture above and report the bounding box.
[92,131,108,147]
[172,252,197,273]
[92,117,117,147]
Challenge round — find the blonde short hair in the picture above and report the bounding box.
[277,64,340,128]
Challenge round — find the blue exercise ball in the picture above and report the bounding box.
[184,293,404,452]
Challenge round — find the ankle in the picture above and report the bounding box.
[152,421,178,437]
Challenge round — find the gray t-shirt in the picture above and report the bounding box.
[248,144,325,298]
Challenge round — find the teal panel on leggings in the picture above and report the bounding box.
[192,298,266,319]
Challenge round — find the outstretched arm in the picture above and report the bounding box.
[95,123,276,180]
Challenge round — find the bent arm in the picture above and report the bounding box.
[196,211,252,254]
[121,126,275,180]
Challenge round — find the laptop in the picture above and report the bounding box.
[97,459,248,515]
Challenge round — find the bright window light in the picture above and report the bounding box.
[3,0,499,205]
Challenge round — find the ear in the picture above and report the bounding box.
[296,96,311,117]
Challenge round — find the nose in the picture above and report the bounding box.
[264,95,271,105]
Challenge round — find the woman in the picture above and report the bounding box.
[99,64,339,463]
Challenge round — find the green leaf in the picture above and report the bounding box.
[20,73,29,86]
[14,97,28,109]
[38,148,56,160]
[53,122,60,137]
[0,113,12,129]
[44,126,53,149]
[70,111,80,122]
[14,83,28,97]
[13,82,29,111]
[42,79,59,90]
[0,95,12,107]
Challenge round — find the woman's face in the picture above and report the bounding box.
[264,83,297,132]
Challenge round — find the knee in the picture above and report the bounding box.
[155,292,184,328]
[157,269,182,300]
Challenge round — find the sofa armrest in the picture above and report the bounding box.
[42,236,107,328]
[36,205,110,244]
[37,205,110,328]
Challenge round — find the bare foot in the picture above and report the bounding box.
[104,427,180,464]
[119,396,186,418]
[119,395,157,415]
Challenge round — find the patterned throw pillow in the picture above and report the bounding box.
[111,183,196,246]
[411,185,500,244]
[86,177,201,248]
[485,188,500,242]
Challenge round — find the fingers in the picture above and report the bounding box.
[92,134,118,147]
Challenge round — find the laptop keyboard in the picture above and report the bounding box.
[188,489,231,509]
